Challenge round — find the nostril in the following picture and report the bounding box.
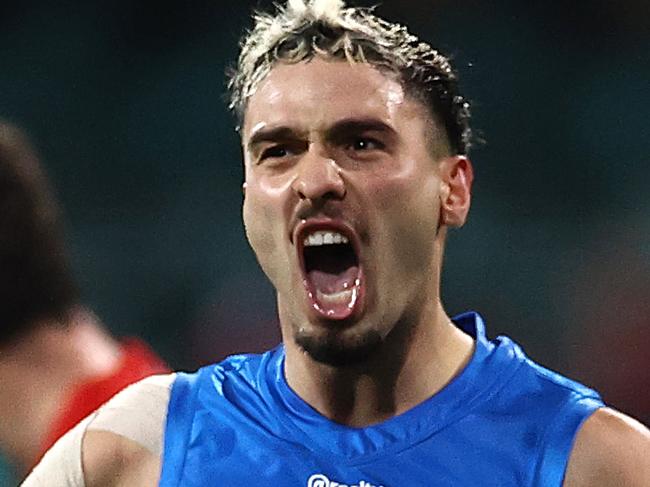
[324,188,346,201]
[292,179,308,200]
[291,160,346,201]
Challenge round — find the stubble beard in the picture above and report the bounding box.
[293,323,384,367]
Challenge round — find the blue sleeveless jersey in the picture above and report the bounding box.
[160,312,603,486]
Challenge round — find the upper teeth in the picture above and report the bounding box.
[304,230,349,247]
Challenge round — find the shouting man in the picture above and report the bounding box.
[24,0,650,485]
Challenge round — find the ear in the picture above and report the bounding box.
[439,156,474,228]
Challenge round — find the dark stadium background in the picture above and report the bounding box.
[1,0,648,481]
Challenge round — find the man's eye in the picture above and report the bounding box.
[350,138,383,151]
[260,146,289,160]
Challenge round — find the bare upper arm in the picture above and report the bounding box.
[82,430,160,487]
[564,407,650,487]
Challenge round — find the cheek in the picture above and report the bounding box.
[371,159,439,222]
[242,175,294,286]
[368,162,440,266]
[243,191,277,265]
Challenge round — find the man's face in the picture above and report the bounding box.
[242,58,451,365]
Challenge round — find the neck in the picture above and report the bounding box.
[0,307,122,472]
[283,299,474,427]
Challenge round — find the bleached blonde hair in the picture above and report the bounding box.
[228,0,472,155]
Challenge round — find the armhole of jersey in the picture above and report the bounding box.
[532,395,604,486]
[159,370,203,487]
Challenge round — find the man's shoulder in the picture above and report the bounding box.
[100,372,176,402]
[88,373,175,450]
[82,430,160,487]
[564,407,650,487]
[80,355,277,487]
[483,334,603,419]
[516,357,602,414]
[81,373,176,486]
[21,374,176,487]
[475,318,602,411]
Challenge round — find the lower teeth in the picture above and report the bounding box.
[316,289,353,305]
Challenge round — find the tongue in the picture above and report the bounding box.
[308,266,359,295]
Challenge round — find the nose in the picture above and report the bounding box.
[291,147,346,202]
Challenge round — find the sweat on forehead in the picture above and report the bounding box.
[227,0,472,155]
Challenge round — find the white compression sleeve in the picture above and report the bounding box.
[87,373,174,455]
[21,373,175,487]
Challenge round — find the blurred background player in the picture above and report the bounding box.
[0,121,168,477]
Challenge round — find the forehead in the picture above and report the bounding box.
[243,58,429,138]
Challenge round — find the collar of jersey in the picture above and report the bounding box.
[264,311,525,464]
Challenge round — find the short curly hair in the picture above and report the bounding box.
[228,0,472,155]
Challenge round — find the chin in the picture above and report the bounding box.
[293,326,384,367]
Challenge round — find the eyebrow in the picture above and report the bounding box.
[246,117,396,153]
[246,126,306,153]
[325,118,396,143]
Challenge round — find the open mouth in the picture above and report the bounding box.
[297,224,364,321]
